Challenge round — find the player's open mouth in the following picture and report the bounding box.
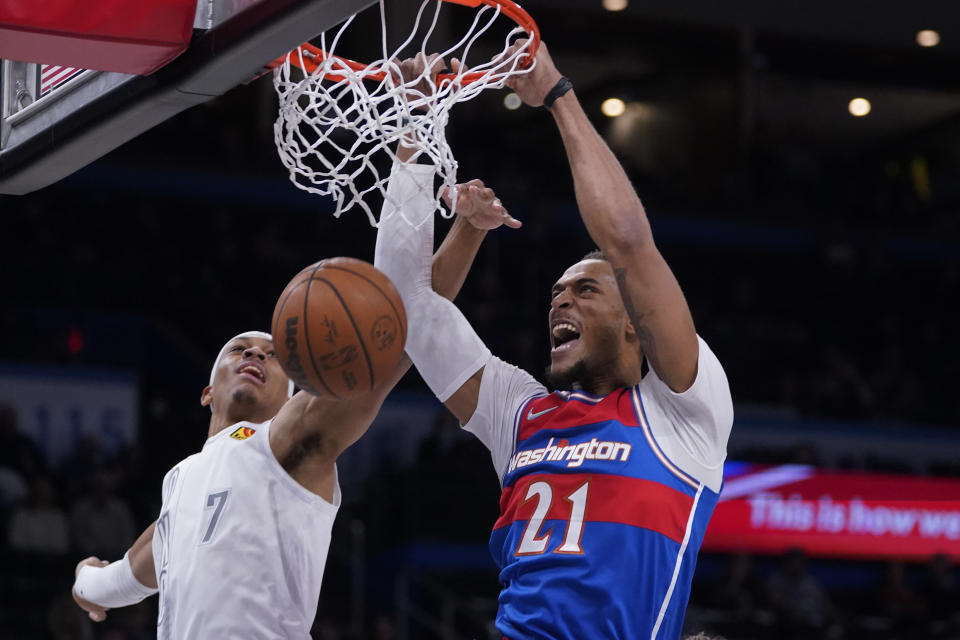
[237,363,266,385]
[551,321,581,353]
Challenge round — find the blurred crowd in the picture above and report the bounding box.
[0,405,157,640]
[2,178,957,429]
[687,550,960,640]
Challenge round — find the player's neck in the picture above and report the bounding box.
[207,414,232,439]
[574,360,641,396]
[208,405,275,439]
[206,408,248,439]
[578,364,642,396]
[579,379,639,396]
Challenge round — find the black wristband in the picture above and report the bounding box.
[542,76,573,109]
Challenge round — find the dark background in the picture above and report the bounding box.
[1,0,959,638]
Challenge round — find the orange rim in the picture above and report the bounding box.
[269,0,540,86]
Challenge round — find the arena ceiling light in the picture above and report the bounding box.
[602,0,628,12]
[848,97,871,117]
[916,29,940,47]
[504,92,522,110]
[602,97,626,117]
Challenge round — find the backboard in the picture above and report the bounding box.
[0,0,375,195]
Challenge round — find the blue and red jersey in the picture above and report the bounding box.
[491,386,720,640]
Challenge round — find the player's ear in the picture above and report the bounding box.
[624,316,637,342]
[200,385,214,407]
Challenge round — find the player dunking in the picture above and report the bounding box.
[69,188,514,637]
[375,43,733,639]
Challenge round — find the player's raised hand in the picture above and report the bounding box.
[391,52,446,105]
[72,557,111,622]
[392,52,447,161]
[502,39,563,107]
[442,180,522,230]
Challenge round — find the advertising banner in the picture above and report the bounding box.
[704,462,960,560]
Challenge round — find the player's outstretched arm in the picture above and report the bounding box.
[374,164,520,425]
[434,180,521,422]
[72,520,158,621]
[374,53,524,424]
[507,40,699,392]
[372,179,515,394]
[268,172,510,498]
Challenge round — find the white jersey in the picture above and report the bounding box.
[152,419,340,639]
[464,335,733,492]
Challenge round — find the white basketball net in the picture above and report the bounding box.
[272,0,536,226]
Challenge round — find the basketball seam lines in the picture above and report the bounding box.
[311,276,376,392]
[318,264,406,338]
[276,278,334,395]
[277,277,310,314]
[300,264,338,398]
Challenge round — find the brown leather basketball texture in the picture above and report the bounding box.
[271,257,407,399]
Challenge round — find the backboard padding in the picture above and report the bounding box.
[0,0,376,195]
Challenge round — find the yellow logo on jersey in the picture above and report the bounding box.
[230,426,256,440]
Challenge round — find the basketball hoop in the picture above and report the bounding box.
[271,0,540,226]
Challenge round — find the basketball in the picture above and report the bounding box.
[271,257,407,399]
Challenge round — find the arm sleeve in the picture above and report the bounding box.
[463,356,547,482]
[644,335,734,483]
[374,160,492,401]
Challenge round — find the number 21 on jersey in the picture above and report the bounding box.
[516,480,590,555]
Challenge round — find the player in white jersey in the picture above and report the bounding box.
[69,179,517,637]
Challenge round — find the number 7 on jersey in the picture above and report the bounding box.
[200,489,230,545]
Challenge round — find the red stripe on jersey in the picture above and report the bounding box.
[495,473,694,544]
[517,389,639,442]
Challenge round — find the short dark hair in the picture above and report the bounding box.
[582,249,607,262]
